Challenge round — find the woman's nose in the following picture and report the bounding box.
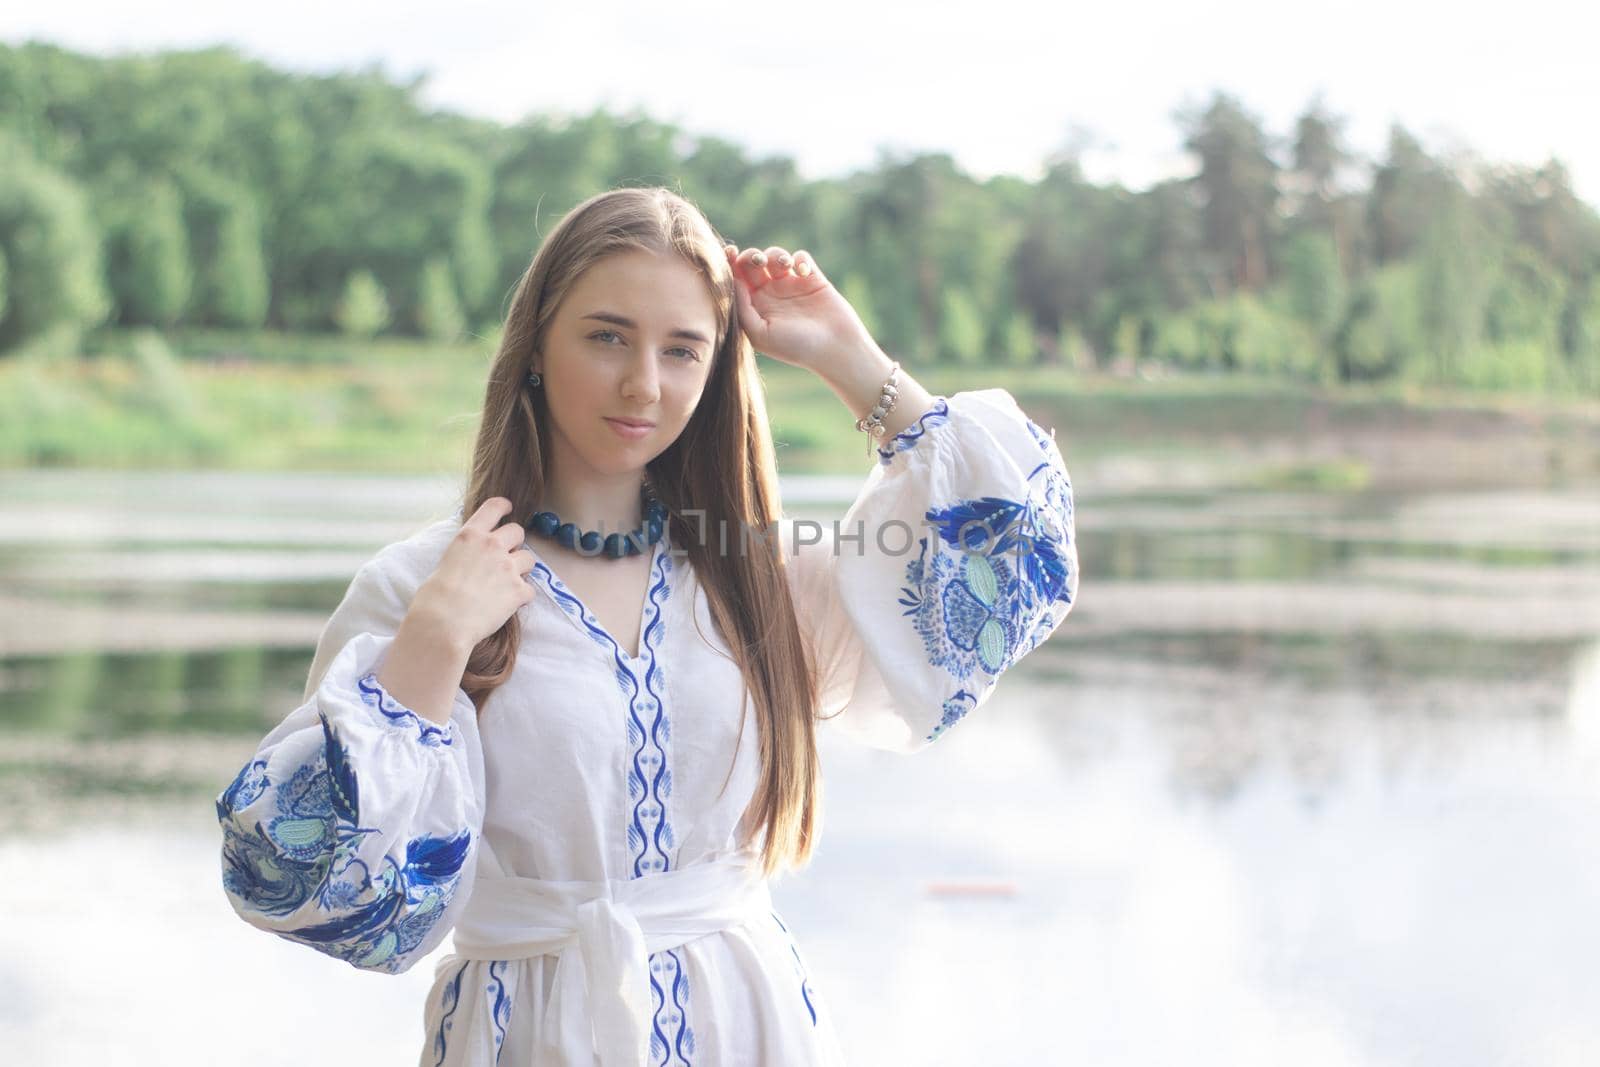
[621,351,661,401]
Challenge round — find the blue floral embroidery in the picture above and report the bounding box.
[926,689,978,744]
[216,758,269,821]
[217,709,473,973]
[876,396,952,466]
[896,425,1075,740]
[356,672,455,746]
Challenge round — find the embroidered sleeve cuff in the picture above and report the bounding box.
[874,396,952,467]
[355,669,458,748]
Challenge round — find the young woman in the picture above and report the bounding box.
[215,186,1079,1065]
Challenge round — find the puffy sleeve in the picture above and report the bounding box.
[213,550,486,974]
[781,387,1079,753]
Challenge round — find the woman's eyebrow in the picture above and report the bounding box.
[581,311,711,346]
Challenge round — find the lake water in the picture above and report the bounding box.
[1,469,1597,1066]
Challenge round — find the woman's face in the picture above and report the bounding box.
[533,248,720,481]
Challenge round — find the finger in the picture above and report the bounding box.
[761,246,794,282]
[735,247,769,289]
[492,519,525,549]
[791,249,816,278]
[468,496,514,530]
[513,549,538,573]
[732,273,763,337]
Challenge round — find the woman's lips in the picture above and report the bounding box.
[604,417,654,440]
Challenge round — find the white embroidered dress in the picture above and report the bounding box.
[215,387,1079,1066]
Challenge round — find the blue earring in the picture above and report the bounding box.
[526,371,541,387]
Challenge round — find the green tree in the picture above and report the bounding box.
[416,257,466,342]
[175,167,269,328]
[1288,96,1357,274]
[838,270,883,342]
[1481,159,1600,280]
[98,170,193,327]
[847,153,961,358]
[1279,230,1347,375]
[1558,280,1600,391]
[307,130,496,334]
[998,308,1036,365]
[1478,245,1565,389]
[0,139,110,350]
[1013,159,1126,365]
[1225,292,1319,379]
[1289,95,1352,220]
[1332,264,1421,383]
[1176,91,1281,293]
[1414,191,1495,385]
[1369,126,1453,266]
[937,286,986,364]
[335,270,391,338]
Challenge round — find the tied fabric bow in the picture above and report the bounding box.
[448,848,772,1065]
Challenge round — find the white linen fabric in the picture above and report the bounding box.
[215,387,1080,1065]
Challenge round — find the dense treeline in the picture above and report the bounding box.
[3,41,1598,393]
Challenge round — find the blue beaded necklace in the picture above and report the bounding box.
[527,482,668,559]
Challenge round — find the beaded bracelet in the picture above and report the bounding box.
[854,360,901,456]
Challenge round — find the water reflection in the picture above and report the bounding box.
[2,645,305,737]
[1,472,1597,1066]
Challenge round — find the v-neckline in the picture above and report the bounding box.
[523,532,668,666]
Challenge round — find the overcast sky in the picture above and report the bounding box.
[5,1,1595,206]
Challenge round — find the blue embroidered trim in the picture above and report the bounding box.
[216,711,473,973]
[355,672,455,747]
[486,960,511,1063]
[617,547,677,877]
[648,949,696,1065]
[527,543,680,875]
[1023,415,1058,453]
[875,396,952,467]
[770,912,818,1026]
[528,541,694,1057]
[670,950,695,1062]
[533,562,626,660]
[432,960,468,1065]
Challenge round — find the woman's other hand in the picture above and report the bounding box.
[412,497,539,652]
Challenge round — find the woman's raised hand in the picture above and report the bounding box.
[723,243,877,372]
[411,497,539,651]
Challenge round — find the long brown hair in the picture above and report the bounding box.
[456,186,820,879]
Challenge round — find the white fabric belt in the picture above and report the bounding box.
[450,848,773,1066]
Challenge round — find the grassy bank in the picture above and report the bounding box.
[3,327,1598,489]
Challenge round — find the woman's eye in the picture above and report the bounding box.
[591,331,699,361]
